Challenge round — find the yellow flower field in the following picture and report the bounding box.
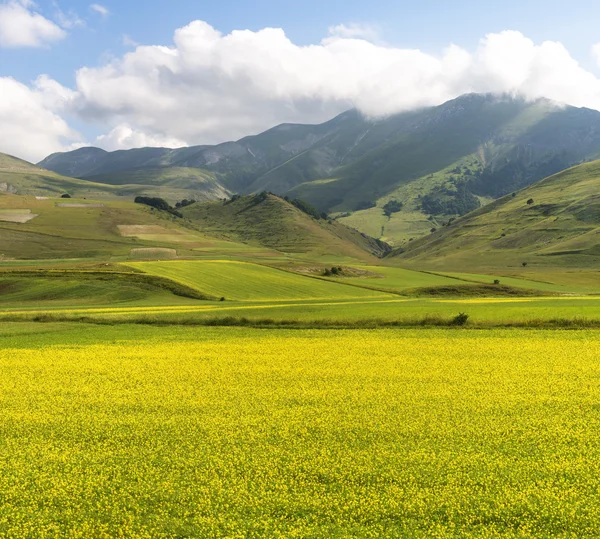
[1,325,600,537]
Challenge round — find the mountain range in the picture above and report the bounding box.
[24,93,600,245]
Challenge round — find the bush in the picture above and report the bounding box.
[175,199,196,208]
[383,200,403,217]
[494,279,500,285]
[430,228,437,233]
[527,198,534,205]
[522,262,528,267]
[451,313,470,326]
[323,269,332,276]
[330,267,339,275]
[134,196,183,217]
[61,193,71,199]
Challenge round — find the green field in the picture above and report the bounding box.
[3,324,600,536]
[125,260,393,301]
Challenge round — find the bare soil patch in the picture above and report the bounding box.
[0,210,38,223]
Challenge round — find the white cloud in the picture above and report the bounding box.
[6,22,600,160]
[593,43,600,68]
[122,33,138,47]
[90,3,109,17]
[0,0,66,47]
[327,23,379,42]
[53,3,84,29]
[94,124,187,151]
[67,23,600,151]
[0,77,80,162]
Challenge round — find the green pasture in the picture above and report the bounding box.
[125,260,393,301]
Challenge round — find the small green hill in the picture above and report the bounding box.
[0,191,275,260]
[182,194,389,260]
[390,160,600,270]
[0,152,123,199]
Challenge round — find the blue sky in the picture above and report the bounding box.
[4,0,600,86]
[2,0,600,161]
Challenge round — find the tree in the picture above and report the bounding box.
[527,198,534,205]
[61,193,71,199]
[383,200,403,217]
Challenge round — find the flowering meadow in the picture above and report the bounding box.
[1,324,600,537]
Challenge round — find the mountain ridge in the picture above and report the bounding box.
[35,93,600,244]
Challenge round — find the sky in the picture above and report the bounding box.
[2,0,600,162]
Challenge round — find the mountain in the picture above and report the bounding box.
[388,159,600,270]
[38,94,600,244]
[182,194,389,259]
[0,152,229,203]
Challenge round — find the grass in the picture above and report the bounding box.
[0,270,215,307]
[182,194,385,260]
[393,159,600,270]
[3,324,600,536]
[125,260,393,301]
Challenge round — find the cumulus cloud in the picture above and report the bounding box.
[90,3,109,17]
[327,23,379,42]
[66,23,600,151]
[593,43,600,68]
[0,0,66,47]
[0,77,80,162]
[94,124,187,151]
[6,22,600,160]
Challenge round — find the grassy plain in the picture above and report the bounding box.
[2,324,600,536]
[125,260,392,301]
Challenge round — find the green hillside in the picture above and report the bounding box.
[85,166,231,203]
[389,160,600,270]
[0,191,277,260]
[0,152,125,199]
[182,194,389,260]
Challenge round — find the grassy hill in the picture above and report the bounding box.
[85,166,231,202]
[182,194,389,260]
[389,160,600,270]
[1,152,229,204]
[0,190,280,260]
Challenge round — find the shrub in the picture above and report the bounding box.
[527,198,534,205]
[522,262,528,267]
[323,269,332,276]
[219,297,226,302]
[383,200,403,217]
[494,279,500,285]
[331,267,339,275]
[61,193,71,199]
[430,228,437,233]
[451,313,470,326]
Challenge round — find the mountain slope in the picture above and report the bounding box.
[38,94,600,244]
[389,160,600,269]
[182,194,389,260]
[0,153,229,204]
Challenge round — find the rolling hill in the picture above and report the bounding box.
[389,159,600,270]
[182,194,389,260]
[0,188,387,261]
[38,94,600,245]
[0,152,230,204]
